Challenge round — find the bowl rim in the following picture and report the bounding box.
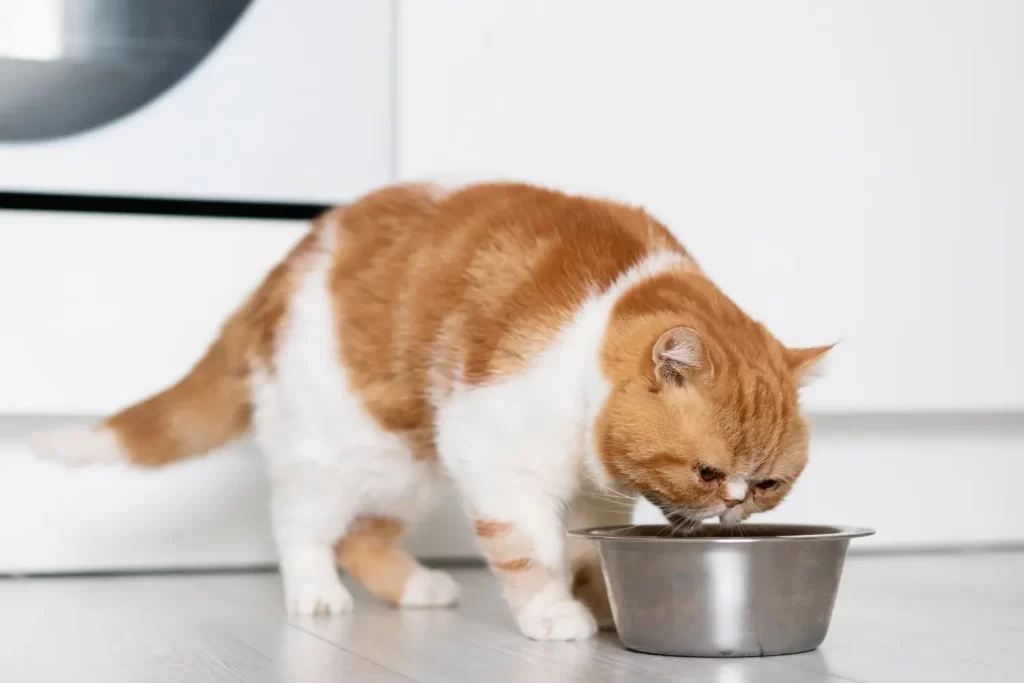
[568,523,876,543]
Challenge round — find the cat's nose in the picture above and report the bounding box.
[724,476,748,505]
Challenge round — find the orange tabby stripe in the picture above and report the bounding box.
[335,516,418,606]
[473,518,560,611]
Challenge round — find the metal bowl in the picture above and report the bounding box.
[570,523,874,657]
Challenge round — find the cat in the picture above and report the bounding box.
[30,182,831,640]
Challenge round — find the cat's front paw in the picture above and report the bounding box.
[517,597,598,640]
[285,575,354,615]
[400,568,460,608]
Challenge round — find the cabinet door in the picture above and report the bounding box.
[0,211,306,414]
[399,0,1024,412]
[0,0,393,203]
[0,211,292,572]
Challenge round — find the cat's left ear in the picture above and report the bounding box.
[785,344,835,386]
[652,327,707,386]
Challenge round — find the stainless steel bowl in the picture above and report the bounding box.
[570,523,874,657]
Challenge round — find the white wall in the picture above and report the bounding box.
[0,212,306,414]
[399,0,1024,413]
[398,1,1024,545]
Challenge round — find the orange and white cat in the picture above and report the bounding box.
[30,182,830,640]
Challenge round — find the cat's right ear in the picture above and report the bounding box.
[785,343,835,386]
[652,327,705,386]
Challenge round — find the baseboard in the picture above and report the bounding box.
[2,413,1021,573]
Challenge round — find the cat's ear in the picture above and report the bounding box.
[652,327,706,386]
[785,344,835,386]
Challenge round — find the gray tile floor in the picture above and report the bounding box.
[2,552,1022,682]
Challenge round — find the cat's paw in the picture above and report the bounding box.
[400,568,460,608]
[285,575,354,615]
[517,598,598,640]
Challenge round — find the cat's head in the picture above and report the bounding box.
[595,315,831,526]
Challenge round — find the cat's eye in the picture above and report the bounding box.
[698,466,719,482]
[756,479,779,490]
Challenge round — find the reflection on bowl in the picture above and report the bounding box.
[570,523,874,657]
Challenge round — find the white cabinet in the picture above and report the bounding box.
[0,210,301,571]
[399,0,1024,413]
[0,0,393,203]
[0,211,308,413]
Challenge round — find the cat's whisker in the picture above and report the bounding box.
[587,486,634,500]
[586,502,636,516]
[580,475,636,503]
[670,517,688,537]
[597,487,635,500]
[589,495,636,509]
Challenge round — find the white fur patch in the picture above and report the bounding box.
[516,588,598,641]
[719,507,745,526]
[724,476,748,502]
[435,325,586,567]
[279,543,355,615]
[28,424,124,466]
[285,578,353,615]
[400,568,460,608]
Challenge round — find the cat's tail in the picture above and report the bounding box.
[27,211,335,469]
[29,334,253,469]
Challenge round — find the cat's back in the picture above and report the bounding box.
[330,181,685,324]
[323,182,690,456]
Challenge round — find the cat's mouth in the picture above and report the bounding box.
[643,493,722,525]
[719,506,747,526]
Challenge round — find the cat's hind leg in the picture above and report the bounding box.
[333,457,459,608]
[269,459,358,615]
[335,516,459,608]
